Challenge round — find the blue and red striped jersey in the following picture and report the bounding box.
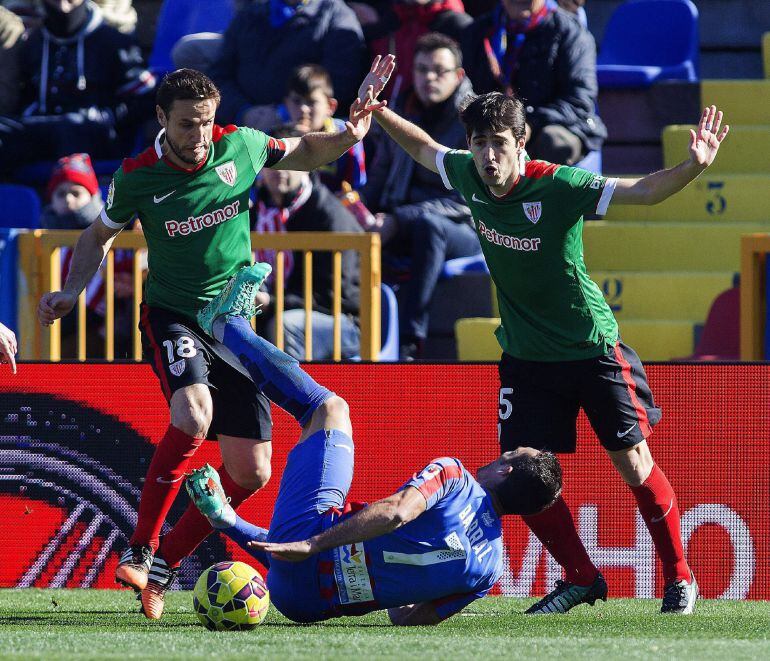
[321,457,503,620]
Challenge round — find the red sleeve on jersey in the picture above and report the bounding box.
[212,124,239,142]
[122,146,159,174]
[414,463,463,502]
[264,137,287,168]
[525,160,560,179]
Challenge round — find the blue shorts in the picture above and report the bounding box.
[266,428,354,622]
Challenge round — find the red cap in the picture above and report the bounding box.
[46,153,99,201]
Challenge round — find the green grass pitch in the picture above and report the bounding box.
[0,589,768,660]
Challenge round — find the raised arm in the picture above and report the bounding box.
[272,93,385,171]
[354,53,447,174]
[613,106,729,206]
[249,486,427,562]
[37,217,123,326]
[373,107,447,174]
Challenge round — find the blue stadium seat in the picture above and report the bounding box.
[575,149,602,174]
[441,253,488,279]
[150,0,235,73]
[0,184,41,229]
[15,159,122,186]
[380,283,399,361]
[596,0,699,88]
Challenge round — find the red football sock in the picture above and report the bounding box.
[522,495,599,586]
[630,463,690,584]
[129,425,203,551]
[159,465,256,568]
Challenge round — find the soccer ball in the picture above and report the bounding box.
[192,560,269,630]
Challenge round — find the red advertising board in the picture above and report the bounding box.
[0,363,767,599]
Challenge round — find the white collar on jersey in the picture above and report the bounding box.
[154,129,165,158]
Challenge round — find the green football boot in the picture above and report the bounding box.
[197,262,272,338]
[185,464,234,526]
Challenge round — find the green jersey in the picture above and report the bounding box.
[101,125,286,319]
[438,149,619,361]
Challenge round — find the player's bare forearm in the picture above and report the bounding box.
[252,488,426,561]
[374,107,444,173]
[613,159,707,205]
[307,496,408,554]
[614,106,729,206]
[62,220,120,296]
[274,130,357,172]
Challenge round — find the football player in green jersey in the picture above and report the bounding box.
[361,54,729,615]
[36,67,388,619]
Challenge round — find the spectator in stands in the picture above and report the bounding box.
[0,320,17,373]
[210,0,365,129]
[172,0,254,75]
[282,63,367,192]
[41,152,102,229]
[0,1,40,115]
[361,33,479,360]
[349,0,472,100]
[254,125,362,360]
[1,0,136,33]
[461,0,605,164]
[555,0,586,26]
[42,153,136,358]
[0,0,154,171]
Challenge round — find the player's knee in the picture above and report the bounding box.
[229,462,271,492]
[609,442,654,486]
[308,395,351,435]
[319,395,349,423]
[170,386,213,438]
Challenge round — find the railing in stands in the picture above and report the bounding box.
[17,231,381,362]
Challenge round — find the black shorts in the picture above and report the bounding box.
[139,303,272,441]
[497,341,661,454]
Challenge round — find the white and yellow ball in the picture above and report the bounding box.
[192,560,269,630]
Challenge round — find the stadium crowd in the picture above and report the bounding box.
[0,0,601,360]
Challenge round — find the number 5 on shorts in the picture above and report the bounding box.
[497,387,513,442]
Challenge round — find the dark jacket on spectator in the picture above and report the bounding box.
[365,0,472,96]
[14,3,154,124]
[258,175,362,318]
[362,75,473,220]
[461,7,606,151]
[212,0,365,123]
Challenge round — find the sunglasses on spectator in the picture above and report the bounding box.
[414,65,458,78]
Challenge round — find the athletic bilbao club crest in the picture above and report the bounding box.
[215,161,237,187]
[106,179,115,209]
[169,359,186,377]
[523,201,542,224]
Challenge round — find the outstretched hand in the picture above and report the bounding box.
[247,538,315,563]
[0,322,17,374]
[689,105,729,168]
[357,54,396,103]
[37,290,78,327]
[345,89,387,142]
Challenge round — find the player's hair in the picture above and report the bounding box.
[156,68,221,117]
[414,32,463,68]
[459,92,526,141]
[494,451,562,516]
[286,64,334,99]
